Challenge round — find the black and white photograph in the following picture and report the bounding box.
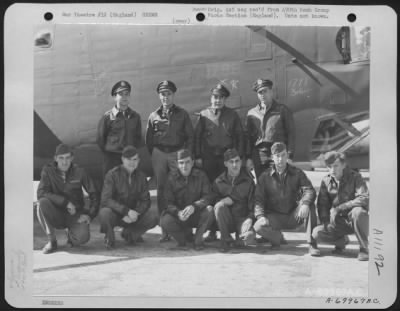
[4,3,397,308]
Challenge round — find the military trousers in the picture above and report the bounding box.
[151,147,178,215]
[214,204,255,244]
[312,206,369,250]
[160,206,214,246]
[98,206,159,244]
[253,203,318,246]
[36,197,90,246]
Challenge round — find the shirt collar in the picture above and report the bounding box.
[157,104,176,114]
[111,106,131,117]
[270,164,290,177]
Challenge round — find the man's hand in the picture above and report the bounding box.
[122,216,133,224]
[220,197,233,206]
[77,214,91,224]
[182,205,195,220]
[257,216,269,227]
[330,208,338,224]
[67,202,76,215]
[296,204,310,221]
[195,159,203,168]
[241,218,253,232]
[128,210,139,223]
[246,158,254,172]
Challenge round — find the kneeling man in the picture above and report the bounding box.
[160,149,214,250]
[36,144,100,254]
[99,146,158,249]
[312,151,369,261]
[212,148,256,252]
[253,142,320,256]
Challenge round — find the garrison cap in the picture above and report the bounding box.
[271,142,287,155]
[177,149,193,160]
[111,80,131,96]
[324,151,346,165]
[252,79,273,92]
[55,143,73,156]
[211,83,230,98]
[224,148,240,162]
[157,80,177,93]
[122,146,138,158]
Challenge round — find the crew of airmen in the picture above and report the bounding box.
[36,79,369,261]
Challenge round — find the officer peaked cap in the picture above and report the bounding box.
[252,79,273,92]
[111,80,131,96]
[157,80,177,93]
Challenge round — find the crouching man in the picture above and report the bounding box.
[36,144,100,254]
[253,142,320,256]
[312,151,369,261]
[212,148,256,252]
[160,149,214,250]
[99,146,158,249]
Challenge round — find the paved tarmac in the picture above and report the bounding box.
[32,170,369,298]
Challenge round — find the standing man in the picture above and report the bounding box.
[312,151,369,261]
[146,80,194,242]
[194,83,245,242]
[245,79,295,178]
[160,149,214,250]
[99,146,158,249]
[253,142,320,256]
[212,149,256,252]
[36,144,100,254]
[97,80,142,176]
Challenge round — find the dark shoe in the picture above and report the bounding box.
[159,233,171,243]
[121,229,135,245]
[219,241,231,253]
[270,244,281,250]
[309,244,321,257]
[204,231,218,242]
[104,237,115,250]
[256,236,269,244]
[332,246,345,254]
[169,243,189,251]
[357,248,369,261]
[234,239,246,249]
[280,235,288,245]
[193,243,205,251]
[42,240,57,254]
[136,236,144,243]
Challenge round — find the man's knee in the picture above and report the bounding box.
[37,198,55,213]
[214,204,229,218]
[253,218,267,233]
[350,206,368,221]
[143,208,159,229]
[160,213,176,231]
[68,224,90,246]
[99,207,114,222]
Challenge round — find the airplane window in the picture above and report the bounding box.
[335,27,351,64]
[350,26,370,62]
[35,32,52,48]
[246,27,272,60]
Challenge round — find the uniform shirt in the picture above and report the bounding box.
[97,106,142,153]
[194,106,245,157]
[145,104,194,153]
[37,162,100,219]
[212,169,255,219]
[254,164,316,217]
[100,165,150,216]
[317,167,369,222]
[246,100,295,157]
[164,168,213,216]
